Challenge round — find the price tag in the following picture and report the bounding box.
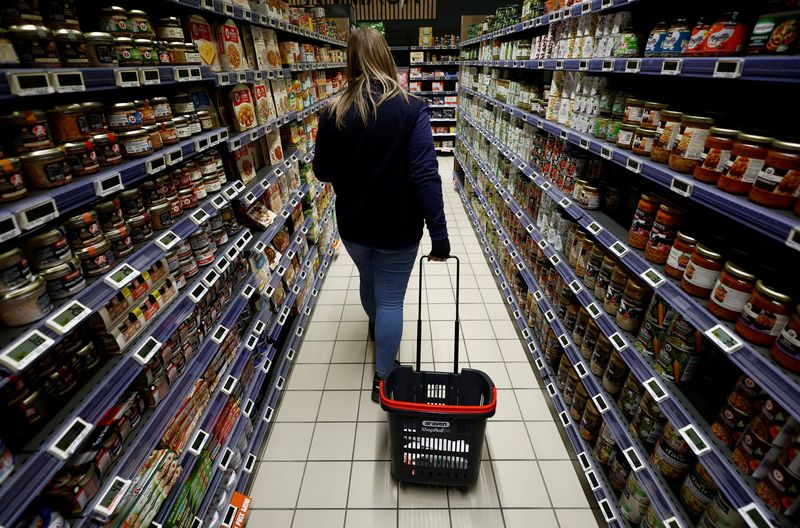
[48,417,93,460]
[220,375,237,395]
[46,300,90,335]
[104,262,139,289]
[174,66,202,81]
[544,310,554,322]
[201,269,220,289]
[541,181,552,191]
[190,518,203,528]
[623,446,645,472]
[581,1,592,14]
[0,329,54,372]
[211,325,229,345]
[164,148,183,166]
[137,68,161,87]
[559,197,572,208]
[569,280,582,293]
[670,176,693,197]
[640,268,666,288]
[253,320,266,336]
[661,59,683,75]
[713,59,744,79]
[8,71,54,96]
[577,452,592,472]
[546,383,557,397]
[0,215,20,244]
[113,69,140,88]
[586,302,602,319]
[533,290,543,302]
[624,59,641,73]
[190,208,210,225]
[276,376,286,390]
[644,376,669,403]
[218,447,233,471]
[585,469,601,491]
[663,519,683,528]
[609,240,629,258]
[558,334,571,349]
[154,230,181,252]
[549,254,561,266]
[145,155,167,175]
[738,503,774,528]
[593,393,610,414]
[538,239,548,250]
[244,333,258,350]
[229,138,242,152]
[91,171,124,197]
[243,453,257,474]
[188,283,208,304]
[50,70,85,93]
[93,476,131,519]
[608,332,628,351]
[131,336,162,366]
[17,198,59,230]
[676,424,712,456]
[626,157,642,174]
[599,499,616,523]
[586,221,603,236]
[210,194,227,210]
[263,406,274,422]
[221,505,238,528]
[200,0,214,9]
[559,411,571,427]
[704,324,743,354]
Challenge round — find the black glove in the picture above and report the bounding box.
[429,237,450,260]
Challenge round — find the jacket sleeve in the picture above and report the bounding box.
[408,104,448,241]
[312,108,335,183]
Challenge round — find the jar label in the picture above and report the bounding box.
[725,157,765,183]
[683,261,720,289]
[648,220,677,257]
[44,160,69,183]
[108,113,139,128]
[125,137,152,154]
[774,325,800,360]
[675,127,711,160]
[618,129,634,146]
[666,247,692,272]
[740,303,790,337]
[630,206,656,239]
[754,167,799,195]
[700,148,731,172]
[654,122,680,151]
[710,280,751,312]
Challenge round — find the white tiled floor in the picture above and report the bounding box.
[250,158,602,527]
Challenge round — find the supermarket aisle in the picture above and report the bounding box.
[248,158,601,528]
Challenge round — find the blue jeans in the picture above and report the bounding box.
[343,239,419,378]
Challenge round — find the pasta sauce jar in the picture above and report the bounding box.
[650,111,683,163]
[718,133,774,195]
[669,115,714,174]
[645,204,685,265]
[629,193,662,249]
[749,140,800,209]
[736,281,792,347]
[708,262,757,321]
[693,127,739,184]
[680,244,723,298]
[771,306,800,373]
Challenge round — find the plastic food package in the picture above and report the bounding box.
[187,15,220,71]
[215,19,245,71]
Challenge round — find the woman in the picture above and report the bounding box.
[313,28,449,402]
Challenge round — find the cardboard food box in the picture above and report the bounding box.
[419,36,434,46]
[270,79,290,116]
[229,84,257,131]
[410,51,424,64]
[215,19,246,71]
[264,29,281,68]
[187,15,221,71]
[409,81,422,93]
[252,81,273,125]
[419,26,433,35]
[432,81,444,92]
[265,128,284,165]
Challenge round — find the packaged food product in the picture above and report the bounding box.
[708,262,757,322]
[187,15,220,71]
[48,104,89,143]
[265,129,284,165]
[0,276,52,326]
[253,82,273,125]
[63,140,99,177]
[700,12,747,56]
[19,146,72,189]
[114,36,141,66]
[54,29,88,66]
[749,140,800,209]
[693,127,740,184]
[155,16,183,41]
[718,134,775,195]
[747,11,800,55]
[40,256,85,300]
[249,26,270,70]
[229,84,256,132]
[1,110,53,154]
[9,25,60,67]
[215,19,245,71]
[658,19,691,56]
[81,102,107,133]
[650,110,683,164]
[271,79,290,116]
[118,129,153,159]
[0,158,27,202]
[92,132,122,166]
[619,473,650,523]
[736,281,793,347]
[617,278,650,332]
[771,305,800,373]
[85,32,118,66]
[263,29,281,68]
[632,128,655,156]
[669,115,714,174]
[645,22,669,57]
[645,204,685,265]
[681,244,723,298]
[629,193,661,249]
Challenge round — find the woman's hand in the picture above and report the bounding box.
[428,237,450,262]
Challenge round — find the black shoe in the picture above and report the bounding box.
[368,321,375,341]
[371,372,382,403]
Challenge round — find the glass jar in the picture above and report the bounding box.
[118,129,153,159]
[154,17,184,41]
[641,102,669,131]
[63,140,99,177]
[623,98,645,126]
[709,262,757,322]
[75,237,115,277]
[771,305,800,374]
[85,32,118,66]
[645,204,685,265]
[1,109,53,153]
[171,92,194,115]
[197,110,214,131]
[605,118,622,143]
[173,117,191,139]
[157,121,179,146]
[135,100,155,125]
[736,281,793,346]
[651,110,683,163]
[693,128,740,184]
[81,102,107,134]
[54,29,88,66]
[151,97,173,123]
[92,132,122,166]
[718,133,774,195]
[617,123,637,150]
[629,193,662,249]
[184,42,201,64]
[48,104,89,143]
[576,183,602,210]
[167,41,185,64]
[119,189,144,217]
[98,6,132,36]
[128,10,154,38]
[617,278,650,332]
[114,36,141,66]
[595,255,616,301]
[0,158,27,203]
[63,210,103,248]
[25,227,71,270]
[134,38,157,65]
[664,231,697,280]
[605,265,630,316]
[669,115,715,174]
[632,128,656,156]
[680,244,724,298]
[749,140,800,209]
[143,125,162,151]
[645,21,669,56]
[155,40,172,64]
[19,146,72,189]
[9,25,60,67]
[107,102,141,132]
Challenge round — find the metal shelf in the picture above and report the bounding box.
[410,46,461,51]
[213,63,345,87]
[460,86,800,254]
[235,148,308,208]
[460,0,641,47]
[457,105,800,425]
[432,133,455,137]
[410,62,461,66]
[412,90,458,95]
[461,56,800,82]
[457,138,789,528]
[429,118,457,122]
[454,177,629,528]
[459,161,693,527]
[0,127,227,244]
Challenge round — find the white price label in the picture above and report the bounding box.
[713,59,744,79]
[104,262,139,289]
[94,172,124,197]
[113,69,140,88]
[48,417,93,460]
[705,324,744,354]
[138,68,161,85]
[0,329,54,372]
[671,176,694,197]
[51,70,85,93]
[623,447,644,472]
[17,198,59,230]
[625,59,641,73]
[46,300,90,335]
[661,59,683,75]
[132,336,161,366]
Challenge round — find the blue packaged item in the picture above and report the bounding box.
[658,20,692,56]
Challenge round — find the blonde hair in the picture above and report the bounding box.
[328,28,410,128]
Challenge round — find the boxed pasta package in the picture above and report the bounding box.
[264,29,282,68]
[253,81,276,125]
[215,19,246,71]
[229,84,257,131]
[232,143,258,183]
[265,128,284,165]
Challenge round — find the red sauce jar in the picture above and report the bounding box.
[629,193,662,249]
[645,204,686,265]
[748,140,800,210]
[708,262,757,321]
[664,231,696,279]
[680,244,723,298]
[736,281,793,347]
[771,305,800,373]
[693,127,739,184]
[718,133,774,195]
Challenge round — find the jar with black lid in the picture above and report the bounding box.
[39,256,85,300]
[106,224,133,258]
[96,198,124,231]
[1,110,53,154]
[81,102,107,133]
[0,248,34,293]
[128,212,153,243]
[64,210,103,249]
[0,158,28,203]
[91,132,122,166]
[128,10,154,38]
[54,29,88,66]
[119,189,144,217]
[171,93,195,115]
[85,32,118,66]
[154,17,184,41]
[9,25,61,67]
[25,227,71,270]
[63,140,99,177]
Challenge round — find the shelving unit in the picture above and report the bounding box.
[0,2,344,526]
[405,46,459,155]
[456,3,800,527]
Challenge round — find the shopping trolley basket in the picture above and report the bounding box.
[380,255,496,487]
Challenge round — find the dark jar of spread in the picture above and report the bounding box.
[708,262,756,321]
[39,256,85,300]
[63,140,99,177]
[748,140,800,209]
[63,210,103,248]
[9,25,61,67]
[107,102,141,132]
[645,204,685,265]
[629,193,662,249]
[0,248,34,293]
[85,32,118,66]
[118,129,153,159]
[119,189,144,216]
[105,225,133,258]
[680,244,723,298]
[693,127,739,184]
[95,198,124,231]
[25,227,71,270]
[48,104,89,143]
[19,146,72,189]
[632,128,656,156]
[736,281,793,347]
[0,158,28,203]
[669,115,714,174]
[718,133,774,195]
[151,97,173,123]
[114,36,141,65]
[1,110,53,153]
[771,305,800,373]
[0,276,52,327]
[75,237,115,277]
[605,265,630,316]
[54,29,88,66]
[81,102,107,133]
[617,278,651,332]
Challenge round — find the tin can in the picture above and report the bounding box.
[681,462,718,520]
[594,421,618,467]
[630,393,666,447]
[711,390,756,447]
[756,459,800,518]
[699,492,744,528]
[652,422,692,481]
[640,505,664,528]
[654,313,705,384]
[635,294,675,361]
[618,373,644,421]
[619,473,650,524]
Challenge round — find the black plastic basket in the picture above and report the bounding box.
[380,256,496,487]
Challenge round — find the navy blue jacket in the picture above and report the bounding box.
[312,93,447,250]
